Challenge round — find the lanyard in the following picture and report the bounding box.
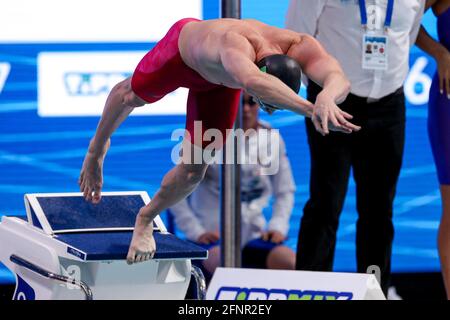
[358,0,394,30]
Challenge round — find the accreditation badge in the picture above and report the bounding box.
[362,34,388,70]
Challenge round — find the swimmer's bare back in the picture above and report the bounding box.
[178,18,301,88]
[177,18,359,135]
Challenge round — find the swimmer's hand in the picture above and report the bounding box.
[312,93,361,136]
[79,139,110,204]
[127,211,156,264]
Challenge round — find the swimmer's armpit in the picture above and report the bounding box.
[260,104,280,115]
[255,96,281,115]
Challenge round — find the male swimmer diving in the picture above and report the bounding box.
[79,18,359,264]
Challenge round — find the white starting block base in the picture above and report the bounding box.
[0,192,207,300]
[207,268,386,300]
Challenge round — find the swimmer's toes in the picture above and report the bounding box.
[126,249,136,265]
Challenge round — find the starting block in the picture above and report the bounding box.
[0,192,208,300]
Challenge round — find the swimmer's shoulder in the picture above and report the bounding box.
[202,18,269,32]
[243,19,286,33]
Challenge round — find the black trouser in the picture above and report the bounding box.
[296,82,406,295]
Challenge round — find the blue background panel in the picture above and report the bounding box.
[0,0,442,283]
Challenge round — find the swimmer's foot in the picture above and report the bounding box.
[127,213,156,264]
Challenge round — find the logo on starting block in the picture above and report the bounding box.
[13,275,36,300]
[67,247,86,260]
[61,265,82,290]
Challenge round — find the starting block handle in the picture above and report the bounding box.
[190,265,206,300]
[10,254,93,300]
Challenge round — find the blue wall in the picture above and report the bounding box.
[0,0,442,284]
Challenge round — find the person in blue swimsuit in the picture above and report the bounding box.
[416,0,450,299]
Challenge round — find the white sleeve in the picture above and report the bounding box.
[169,197,206,242]
[409,0,425,46]
[285,0,327,36]
[267,136,296,236]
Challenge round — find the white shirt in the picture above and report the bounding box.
[286,0,424,99]
[169,124,296,245]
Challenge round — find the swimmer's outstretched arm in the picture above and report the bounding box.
[221,47,315,118]
[220,33,359,135]
[287,34,358,135]
[287,35,351,103]
[79,77,145,203]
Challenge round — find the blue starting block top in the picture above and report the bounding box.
[37,195,144,231]
[25,192,154,234]
[23,192,208,261]
[56,232,207,261]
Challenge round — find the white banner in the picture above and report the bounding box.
[38,52,188,117]
[0,0,202,43]
[207,268,386,300]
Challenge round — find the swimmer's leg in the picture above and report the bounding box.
[127,138,209,264]
[127,87,240,264]
[80,77,146,203]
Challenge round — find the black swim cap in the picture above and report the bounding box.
[256,54,302,94]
